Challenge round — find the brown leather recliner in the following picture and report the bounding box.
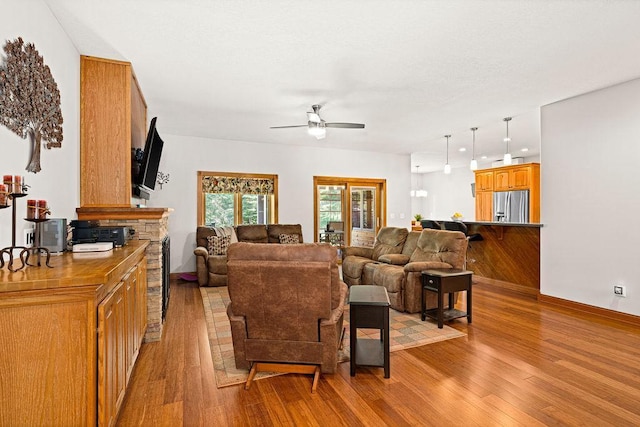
[193,224,303,286]
[341,227,409,286]
[226,242,348,374]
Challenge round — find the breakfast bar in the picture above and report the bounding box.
[463,221,542,294]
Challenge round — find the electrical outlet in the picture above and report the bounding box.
[613,285,627,297]
[24,229,35,247]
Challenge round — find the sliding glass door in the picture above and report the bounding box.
[314,176,386,247]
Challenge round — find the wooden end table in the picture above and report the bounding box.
[421,269,472,329]
[348,285,390,378]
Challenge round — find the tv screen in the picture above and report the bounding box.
[134,117,164,200]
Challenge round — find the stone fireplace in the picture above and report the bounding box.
[76,207,172,342]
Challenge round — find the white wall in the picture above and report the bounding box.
[413,167,476,222]
[541,78,640,316]
[145,134,411,272]
[0,1,80,248]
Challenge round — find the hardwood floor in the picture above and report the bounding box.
[117,279,640,426]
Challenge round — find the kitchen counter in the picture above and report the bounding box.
[461,220,543,228]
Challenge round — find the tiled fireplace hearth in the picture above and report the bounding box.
[76,207,172,342]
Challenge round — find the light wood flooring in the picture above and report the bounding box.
[117,279,640,426]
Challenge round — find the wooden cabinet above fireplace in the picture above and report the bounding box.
[80,56,147,207]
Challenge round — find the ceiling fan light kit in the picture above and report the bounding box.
[271,104,364,139]
[308,121,326,139]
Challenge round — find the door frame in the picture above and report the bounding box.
[313,176,387,246]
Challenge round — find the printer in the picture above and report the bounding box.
[71,220,132,247]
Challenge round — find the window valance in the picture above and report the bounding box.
[201,175,274,195]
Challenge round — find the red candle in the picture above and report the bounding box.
[27,199,37,219]
[37,200,48,219]
[13,175,23,194]
[0,184,8,206]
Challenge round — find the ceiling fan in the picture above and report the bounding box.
[270,104,365,139]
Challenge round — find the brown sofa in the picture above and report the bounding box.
[226,242,348,374]
[342,227,468,313]
[193,224,303,286]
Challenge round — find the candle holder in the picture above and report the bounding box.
[22,218,52,268]
[0,190,53,272]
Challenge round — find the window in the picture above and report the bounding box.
[317,186,344,231]
[198,172,278,226]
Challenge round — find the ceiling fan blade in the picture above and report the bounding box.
[325,122,365,129]
[269,124,308,129]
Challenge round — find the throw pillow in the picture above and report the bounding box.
[207,234,231,255]
[279,233,300,244]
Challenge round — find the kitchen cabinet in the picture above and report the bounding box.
[474,163,540,223]
[475,171,494,191]
[494,165,532,191]
[80,55,147,207]
[0,241,148,426]
[475,191,493,222]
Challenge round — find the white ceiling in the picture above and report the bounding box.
[45,0,640,172]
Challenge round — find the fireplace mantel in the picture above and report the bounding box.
[76,206,173,221]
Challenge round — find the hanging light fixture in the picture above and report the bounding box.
[470,127,478,171]
[410,165,417,197]
[415,165,428,197]
[503,117,512,165]
[444,135,452,174]
[410,165,428,197]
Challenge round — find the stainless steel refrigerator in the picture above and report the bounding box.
[493,190,529,223]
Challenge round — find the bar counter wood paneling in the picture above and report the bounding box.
[464,221,541,294]
[0,240,148,426]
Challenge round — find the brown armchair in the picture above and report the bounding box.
[226,242,348,391]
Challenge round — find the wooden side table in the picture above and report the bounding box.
[348,285,390,378]
[421,269,472,329]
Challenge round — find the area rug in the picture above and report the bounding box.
[200,286,466,388]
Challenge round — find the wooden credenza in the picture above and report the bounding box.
[0,240,148,426]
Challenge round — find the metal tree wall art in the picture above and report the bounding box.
[0,37,63,173]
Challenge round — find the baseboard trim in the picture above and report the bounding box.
[538,293,640,327]
[473,276,539,298]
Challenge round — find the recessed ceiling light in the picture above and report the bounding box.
[459,147,466,152]
[521,147,529,152]
[481,155,487,159]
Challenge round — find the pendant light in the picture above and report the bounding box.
[470,127,478,171]
[415,165,428,197]
[503,117,512,166]
[444,135,451,174]
[410,165,417,197]
[410,165,428,197]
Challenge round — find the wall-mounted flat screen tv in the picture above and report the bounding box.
[133,117,164,200]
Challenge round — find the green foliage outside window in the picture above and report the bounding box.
[204,193,270,226]
[318,187,343,230]
[204,193,234,226]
